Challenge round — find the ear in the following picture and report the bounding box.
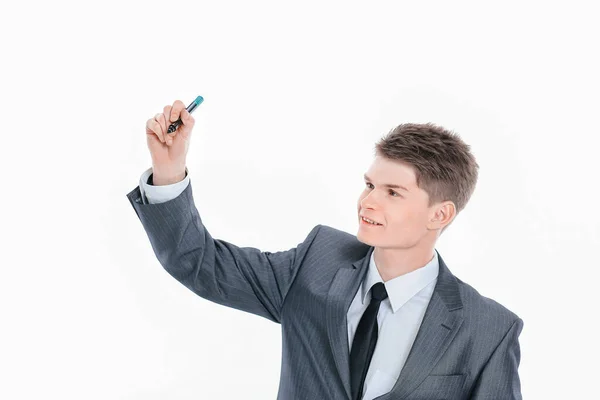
[428,201,456,230]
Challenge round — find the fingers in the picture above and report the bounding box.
[156,112,172,144]
[146,115,165,143]
[169,100,186,125]
[180,108,195,130]
[155,112,167,135]
[164,104,178,136]
[146,101,194,146]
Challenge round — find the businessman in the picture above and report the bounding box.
[127,100,524,399]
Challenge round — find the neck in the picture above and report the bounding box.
[373,245,436,282]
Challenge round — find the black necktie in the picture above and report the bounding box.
[350,281,389,400]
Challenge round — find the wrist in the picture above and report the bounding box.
[151,166,186,186]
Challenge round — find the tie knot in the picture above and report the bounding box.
[370,282,388,302]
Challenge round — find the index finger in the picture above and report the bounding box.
[169,100,186,123]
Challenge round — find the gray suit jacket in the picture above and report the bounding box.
[127,180,524,400]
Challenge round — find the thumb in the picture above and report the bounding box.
[179,109,195,137]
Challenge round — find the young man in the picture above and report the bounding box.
[127,100,524,399]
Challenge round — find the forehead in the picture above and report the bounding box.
[365,157,417,187]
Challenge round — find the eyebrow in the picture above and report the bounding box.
[363,174,410,192]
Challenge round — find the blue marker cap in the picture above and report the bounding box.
[187,96,204,114]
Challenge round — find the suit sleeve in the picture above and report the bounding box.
[126,180,321,324]
[139,167,190,205]
[470,317,524,399]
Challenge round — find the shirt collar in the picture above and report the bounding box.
[361,249,440,313]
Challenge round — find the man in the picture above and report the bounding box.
[127,100,524,399]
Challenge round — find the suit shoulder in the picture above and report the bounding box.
[455,277,522,325]
[311,224,371,257]
[314,224,366,246]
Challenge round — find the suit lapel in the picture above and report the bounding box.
[326,248,464,400]
[326,246,373,400]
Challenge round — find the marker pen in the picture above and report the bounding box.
[167,95,204,134]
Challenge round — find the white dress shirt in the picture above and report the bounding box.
[138,168,440,400]
[347,247,439,399]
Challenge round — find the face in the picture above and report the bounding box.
[357,156,441,249]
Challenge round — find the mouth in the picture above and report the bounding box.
[359,215,383,226]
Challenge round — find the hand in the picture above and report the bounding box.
[145,100,195,184]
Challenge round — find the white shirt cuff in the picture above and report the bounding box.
[139,167,190,204]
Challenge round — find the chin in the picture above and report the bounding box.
[356,230,376,246]
[357,236,374,246]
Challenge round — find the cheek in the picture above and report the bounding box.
[390,205,425,226]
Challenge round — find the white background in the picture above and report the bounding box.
[1,0,598,398]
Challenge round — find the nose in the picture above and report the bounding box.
[360,190,380,210]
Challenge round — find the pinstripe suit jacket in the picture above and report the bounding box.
[127,180,524,400]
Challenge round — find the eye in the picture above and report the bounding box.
[365,182,400,197]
